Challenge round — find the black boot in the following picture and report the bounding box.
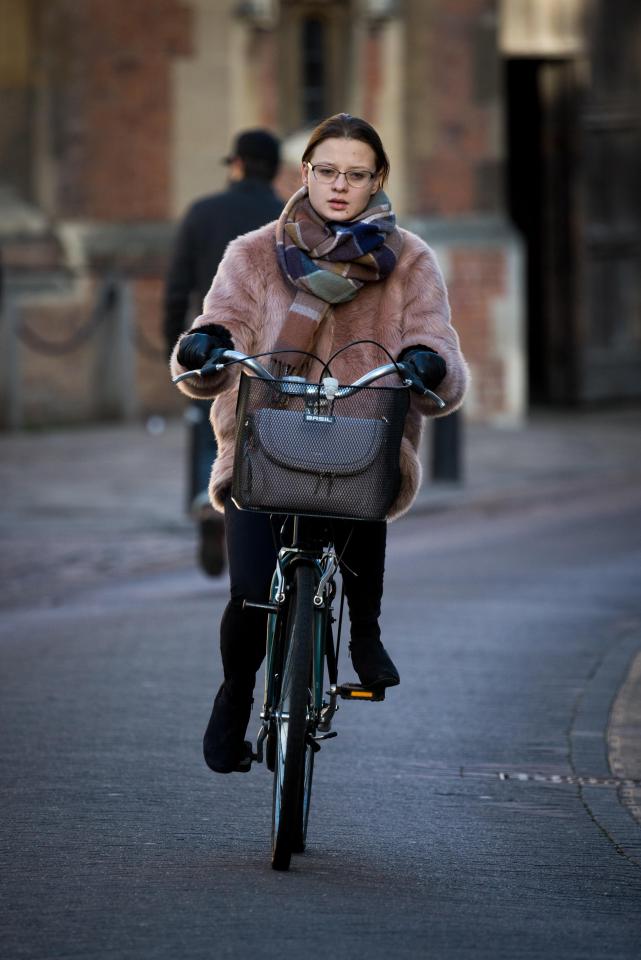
[203,682,253,773]
[350,638,400,690]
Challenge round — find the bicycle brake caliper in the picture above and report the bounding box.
[313,553,338,607]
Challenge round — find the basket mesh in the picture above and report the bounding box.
[231,373,409,521]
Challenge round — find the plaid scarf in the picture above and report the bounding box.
[274,186,402,371]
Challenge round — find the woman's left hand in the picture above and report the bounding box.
[401,348,447,390]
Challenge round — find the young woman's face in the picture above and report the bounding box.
[302,137,381,222]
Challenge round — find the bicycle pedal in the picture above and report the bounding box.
[337,683,386,702]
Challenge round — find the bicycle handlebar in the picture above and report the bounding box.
[172,349,446,408]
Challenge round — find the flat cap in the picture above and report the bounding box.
[224,129,280,165]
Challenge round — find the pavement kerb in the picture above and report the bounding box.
[608,648,641,828]
[413,469,641,847]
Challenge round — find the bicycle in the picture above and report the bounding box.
[173,343,444,870]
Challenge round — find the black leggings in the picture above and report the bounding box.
[220,494,387,694]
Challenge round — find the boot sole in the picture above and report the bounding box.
[360,674,400,691]
[205,740,253,774]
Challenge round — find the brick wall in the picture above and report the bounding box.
[41,0,192,221]
[407,0,502,217]
[416,226,526,424]
[403,0,525,423]
[0,0,195,426]
[447,248,512,420]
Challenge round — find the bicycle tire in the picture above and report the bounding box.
[291,616,329,851]
[291,737,315,854]
[271,563,315,871]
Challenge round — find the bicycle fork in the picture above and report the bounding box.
[255,549,338,762]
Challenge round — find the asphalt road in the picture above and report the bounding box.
[2,480,641,959]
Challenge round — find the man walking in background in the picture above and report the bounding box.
[164,129,283,575]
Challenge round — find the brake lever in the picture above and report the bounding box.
[397,365,446,409]
[423,387,446,409]
[172,368,202,384]
[171,349,229,384]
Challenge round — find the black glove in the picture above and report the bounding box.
[400,347,446,391]
[177,324,234,370]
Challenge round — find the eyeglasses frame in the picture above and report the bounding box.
[306,162,378,189]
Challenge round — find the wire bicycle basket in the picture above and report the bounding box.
[231,373,410,521]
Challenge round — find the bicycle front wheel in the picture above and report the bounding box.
[291,732,315,854]
[271,563,315,871]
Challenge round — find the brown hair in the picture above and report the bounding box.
[301,113,390,185]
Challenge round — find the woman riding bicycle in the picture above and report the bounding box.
[170,113,469,774]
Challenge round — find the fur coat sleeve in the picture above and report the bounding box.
[169,229,269,399]
[394,233,468,417]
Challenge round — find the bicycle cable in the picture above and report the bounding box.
[205,347,332,379]
[319,338,408,386]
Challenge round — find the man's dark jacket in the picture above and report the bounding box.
[164,177,283,352]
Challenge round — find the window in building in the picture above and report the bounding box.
[301,17,326,125]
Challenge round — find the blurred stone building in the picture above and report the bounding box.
[1,0,639,427]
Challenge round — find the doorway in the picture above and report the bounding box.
[504,57,578,406]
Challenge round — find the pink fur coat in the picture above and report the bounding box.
[170,221,469,520]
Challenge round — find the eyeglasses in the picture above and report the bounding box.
[306,162,377,189]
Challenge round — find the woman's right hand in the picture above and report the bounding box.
[177,324,234,369]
